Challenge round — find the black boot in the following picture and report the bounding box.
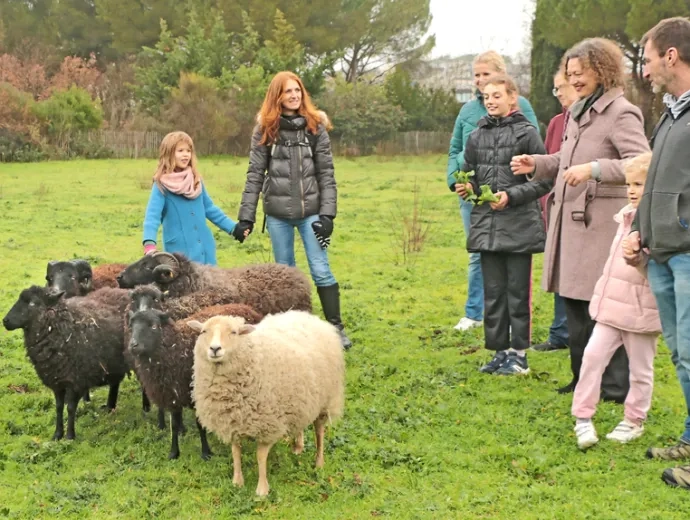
[317,283,352,350]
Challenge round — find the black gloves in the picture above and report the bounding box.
[232,220,254,243]
[311,215,334,249]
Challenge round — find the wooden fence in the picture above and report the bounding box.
[84,130,451,158]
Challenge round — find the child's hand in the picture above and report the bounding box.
[490,191,509,211]
[455,183,473,199]
[144,244,157,256]
[622,232,643,265]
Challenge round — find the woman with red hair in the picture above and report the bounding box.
[237,71,352,350]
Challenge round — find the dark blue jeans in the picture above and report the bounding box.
[648,255,690,443]
[459,198,483,321]
[548,293,569,346]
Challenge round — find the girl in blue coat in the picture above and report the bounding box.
[142,131,247,265]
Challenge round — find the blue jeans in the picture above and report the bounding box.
[548,293,569,346]
[648,255,690,443]
[266,214,337,287]
[460,198,484,321]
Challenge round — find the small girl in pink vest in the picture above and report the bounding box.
[572,152,661,449]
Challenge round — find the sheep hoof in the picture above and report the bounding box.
[52,431,64,441]
[315,457,324,469]
[201,450,213,461]
[168,451,180,460]
[232,475,244,487]
[255,483,269,497]
[65,432,76,441]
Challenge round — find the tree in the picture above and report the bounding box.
[531,0,690,132]
[338,0,435,83]
[317,78,405,153]
[384,68,460,131]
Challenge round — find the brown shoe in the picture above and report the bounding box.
[662,465,690,489]
[646,441,690,461]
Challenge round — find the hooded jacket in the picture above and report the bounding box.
[239,111,336,222]
[462,111,550,253]
[590,204,661,334]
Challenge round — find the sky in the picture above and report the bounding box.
[428,0,535,60]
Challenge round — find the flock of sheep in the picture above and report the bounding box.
[1,252,346,496]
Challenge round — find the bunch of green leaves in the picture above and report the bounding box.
[452,170,477,202]
[476,185,500,205]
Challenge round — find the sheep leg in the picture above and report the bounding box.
[231,443,244,487]
[52,388,66,441]
[141,388,151,413]
[168,409,182,460]
[157,407,167,430]
[65,389,79,440]
[292,431,304,455]
[255,442,274,496]
[196,419,212,460]
[104,378,121,411]
[314,416,326,468]
[82,390,91,403]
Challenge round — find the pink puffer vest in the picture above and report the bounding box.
[589,204,661,334]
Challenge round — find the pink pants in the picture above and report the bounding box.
[572,322,658,424]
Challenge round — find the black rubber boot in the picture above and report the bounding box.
[317,283,352,350]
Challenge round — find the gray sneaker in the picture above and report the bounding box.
[647,441,690,461]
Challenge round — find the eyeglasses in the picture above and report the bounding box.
[552,86,567,97]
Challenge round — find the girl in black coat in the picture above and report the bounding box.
[457,75,550,375]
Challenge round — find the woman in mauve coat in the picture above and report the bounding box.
[511,38,651,399]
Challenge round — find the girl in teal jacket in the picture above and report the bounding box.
[142,131,247,265]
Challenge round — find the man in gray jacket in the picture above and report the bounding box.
[624,16,690,489]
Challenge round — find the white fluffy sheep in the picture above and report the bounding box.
[188,310,345,496]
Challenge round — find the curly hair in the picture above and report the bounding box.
[624,152,652,181]
[257,71,329,145]
[562,38,626,92]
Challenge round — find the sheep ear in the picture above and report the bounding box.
[239,324,255,335]
[186,320,204,332]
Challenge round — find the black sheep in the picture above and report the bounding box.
[46,259,128,297]
[127,303,263,459]
[2,286,128,440]
[117,252,312,314]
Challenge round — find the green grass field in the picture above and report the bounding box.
[0,156,688,519]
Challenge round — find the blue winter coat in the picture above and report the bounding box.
[142,183,237,265]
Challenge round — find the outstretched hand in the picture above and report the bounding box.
[510,155,535,175]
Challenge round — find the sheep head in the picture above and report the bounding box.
[46,260,92,297]
[128,309,170,358]
[188,316,254,363]
[3,286,65,331]
[129,285,166,314]
[117,252,181,288]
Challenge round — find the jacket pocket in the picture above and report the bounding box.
[652,192,690,249]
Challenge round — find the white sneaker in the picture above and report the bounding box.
[606,420,644,443]
[574,420,599,450]
[453,317,482,331]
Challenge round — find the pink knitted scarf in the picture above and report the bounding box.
[159,167,202,199]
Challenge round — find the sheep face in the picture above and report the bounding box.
[118,253,181,289]
[3,286,65,331]
[188,316,254,364]
[46,260,92,297]
[129,285,166,313]
[128,309,169,358]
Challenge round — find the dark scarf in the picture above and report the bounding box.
[570,86,605,122]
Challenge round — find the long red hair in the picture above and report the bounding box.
[257,71,328,145]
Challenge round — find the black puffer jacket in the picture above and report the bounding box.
[462,112,550,254]
[238,113,337,222]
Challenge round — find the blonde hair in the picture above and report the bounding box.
[154,131,201,191]
[473,51,507,73]
[624,152,652,179]
[484,74,519,96]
